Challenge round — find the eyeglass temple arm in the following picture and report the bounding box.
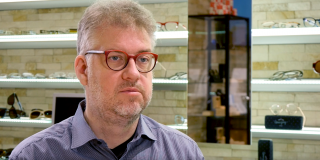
[14,93,24,111]
[297,107,306,128]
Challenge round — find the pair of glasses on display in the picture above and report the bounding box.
[313,60,320,74]
[7,93,26,119]
[0,30,15,35]
[85,50,158,73]
[30,109,52,119]
[156,22,187,31]
[0,148,13,160]
[262,21,300,28]
[269,70,303,81]
[168,72,187,80]
[303,17,320,27]
[269,103,306,126]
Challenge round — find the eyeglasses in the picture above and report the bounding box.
[303,17,320,27]
[0,148,13,159]
[269,70,303,81]
[313,60,320,74]
[262,21,300,28]
[30,109,52,119]
[7,93,26,119]
[156,21,187,31]
[270,103,306,126]
[86,50,158,73]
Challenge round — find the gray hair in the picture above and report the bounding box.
[77,0,157,56]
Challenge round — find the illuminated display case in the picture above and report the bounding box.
[188,15,251,144]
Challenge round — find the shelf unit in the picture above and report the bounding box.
[251,79,320,92]
[0,0,188,10]
[0,31,188,49]
[0,78,187,90]
[0,118,51,128]
[252,28,320,45]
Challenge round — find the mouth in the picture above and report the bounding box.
[119,87,141,93]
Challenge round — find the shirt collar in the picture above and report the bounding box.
[70,99,157,149]
[135,115,157,141]
[71,100,97,149]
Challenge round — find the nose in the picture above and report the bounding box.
[122,58,140,82]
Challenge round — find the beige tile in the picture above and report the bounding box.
[269,44,304,54]
[278,62,311,71]
[200,147,232,157]
[295,10,320,19]
[1,15,13,22]
[168,7,187,16]
[61,63,74,70]
[27,14,39,21]
[151,91,165,99]
[26,21,56,28]
[26,89,46,97]
[267,11,295,20]
[288,2,310,11]
[60,13,74,20]
[165,16,179,22]
[252,62,278,70]
[35,49,53,56]
[8,63,25,70]
[8,49,34,56]
[306,44,320,53]
[274,143,288,152]
[62,49,77,55]
[252,52,268,61]
[21,56,44,63]
[37,63,61,70]
[304,144,316,153]
[42,56,53,63]
[269,52,320,62]
[299,102,320,111]
[158,54,176,62]
[179,15,188,23]
[53,20,78,27]
[253,3,287,12]
[303,70,319,78]
[13,15,27,21]
[288,144,304,152]
[25,62,36,70]
[53,55,76,63]
[251,116,264,125]
[0,50,7,55]
[165,91,186,100]
[253,12,267,21]
[260,92,295,102]
[312,1,320,10]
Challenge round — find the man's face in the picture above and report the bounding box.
[86,26,153,123]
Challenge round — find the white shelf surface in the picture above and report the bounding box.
[252,28,320,45]
[251,125,320,140]
[0,0,187,10]
[0,31,187,49]
[0,117,51,128]
[251,79,320,92]
[0,78,187,90]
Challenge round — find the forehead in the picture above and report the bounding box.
[90,25,152,53]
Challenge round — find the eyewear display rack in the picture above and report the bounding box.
[187,15,251,144]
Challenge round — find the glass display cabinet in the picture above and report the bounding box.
[188,15,251,144]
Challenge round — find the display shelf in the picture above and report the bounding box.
[0,31,187,49]
[0,0,187,10]
[0,117,51,128]
[167,124,187,130]
[251,125,320,140]
[252,28,320,45]
[0,78,187,90]
[251,79,320,92]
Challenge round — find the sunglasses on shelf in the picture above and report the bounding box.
[30,109,52,119]
[7,93,26,119]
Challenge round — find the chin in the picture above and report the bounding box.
[114,101,145,119]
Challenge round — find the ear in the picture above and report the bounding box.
[74,55,88,86]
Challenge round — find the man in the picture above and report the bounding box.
[10,0,204,159]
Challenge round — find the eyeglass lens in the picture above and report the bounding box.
[314,61,320,73]
[7,94,14,105]
[107,51,156,72]
[30,110,52,119]
[304,17,319,27]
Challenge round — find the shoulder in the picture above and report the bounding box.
[141,115,195,145]
[9,117,74,160]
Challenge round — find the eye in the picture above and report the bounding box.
[109,56,121,61]
[138,57,149,63]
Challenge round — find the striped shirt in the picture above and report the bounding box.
[9,100,204,160]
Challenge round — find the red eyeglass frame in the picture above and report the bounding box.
[156,21,187,31]
[86,50,158,73]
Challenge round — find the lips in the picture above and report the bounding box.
[119,87,140,93]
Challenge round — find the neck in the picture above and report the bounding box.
[84,103,139,149]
